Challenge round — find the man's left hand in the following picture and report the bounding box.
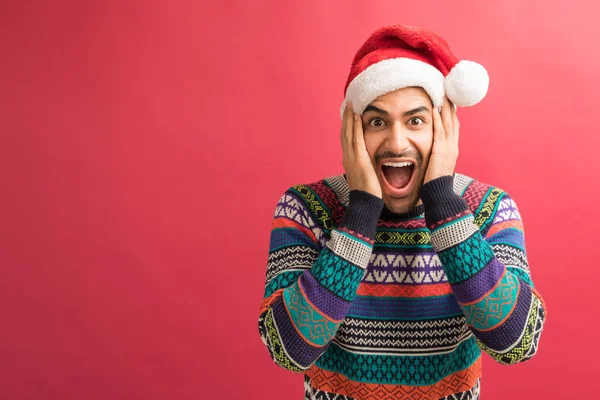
[423,96,460,185]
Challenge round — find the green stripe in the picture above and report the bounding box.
[460,178,474,196]
[315,337,481,386]
[376,227,429,234]
[338,229,371,247]
[474,187,494,215]
[481,192,505,231]
[431,214,473,233]
[310,246,364,301]
[507,266,534,287]
[440,234,495,283]
[374,244,434,249]
[462,272,520,330]
[269,243,318,253]
[344,312,464,321]
[264,270,303,298]
[283,281,341,346]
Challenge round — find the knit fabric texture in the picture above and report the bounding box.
[258,173,546,400]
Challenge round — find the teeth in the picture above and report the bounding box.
[382,161,413,167]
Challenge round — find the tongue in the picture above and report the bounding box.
[383,166,412,189]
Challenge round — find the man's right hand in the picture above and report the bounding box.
[341,102,382,199]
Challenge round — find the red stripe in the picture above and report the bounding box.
[272,217,318,243]
[356,282,453,297]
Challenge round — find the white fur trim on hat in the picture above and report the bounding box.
[340,57,445,119]
[444,60,489,107]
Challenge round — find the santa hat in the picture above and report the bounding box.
[341,25,489,118]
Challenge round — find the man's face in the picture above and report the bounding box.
[360,87,434,214]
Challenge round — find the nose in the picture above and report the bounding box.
[386,122,412,152]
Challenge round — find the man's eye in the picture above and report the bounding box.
[369,118,385,127]
[409,117,424,126]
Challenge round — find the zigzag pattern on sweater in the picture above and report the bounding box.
[274,191,327,246]
[332,329,473,355]
[491,244,530,273]
[340,315,469,330]
[377,218,426,228]
[291,184,335,231]
[337,319,469,339]
[461,180,489,212]
[265,246,319,285]
[453,173,474,197]
[309,180,348,225]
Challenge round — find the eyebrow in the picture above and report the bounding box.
[363,104,430,117]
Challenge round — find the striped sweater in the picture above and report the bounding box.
[258,173,547,399]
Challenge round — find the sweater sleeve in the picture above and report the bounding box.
[258,186,384,372]
[420,175,547,365]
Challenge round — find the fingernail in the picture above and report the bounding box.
[354,114,359,121]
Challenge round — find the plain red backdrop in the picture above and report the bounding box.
[1,1,599,399]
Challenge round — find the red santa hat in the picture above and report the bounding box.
[341,25,489,118]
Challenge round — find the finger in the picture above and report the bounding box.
[353,112,365,156]
[432,106,445,144]
[342,102,355,153]
[451,101,460,146]
[441,97,453,141]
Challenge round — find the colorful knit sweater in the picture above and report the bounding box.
[258,173,547,400]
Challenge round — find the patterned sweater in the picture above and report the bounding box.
[258,173,547,400]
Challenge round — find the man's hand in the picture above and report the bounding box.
[341,102,382,199]
[423,96,460,185]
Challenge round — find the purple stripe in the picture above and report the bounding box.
[348,295,462,319]
[452,258,506,304]
[300,271,350,321]
[472,278,533,350]
[271,299,327,368]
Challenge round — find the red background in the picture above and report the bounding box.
[1,1,598,399]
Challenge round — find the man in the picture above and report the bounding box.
[258,25,546,399]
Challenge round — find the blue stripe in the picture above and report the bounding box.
[269,228,318,252]
[347,294,462,320]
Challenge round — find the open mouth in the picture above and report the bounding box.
[380,161,416,196]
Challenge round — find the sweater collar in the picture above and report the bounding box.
[381,203,425,220]
[336,173,425,221]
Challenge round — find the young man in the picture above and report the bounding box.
[258,25,546,399]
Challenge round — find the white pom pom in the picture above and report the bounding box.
[444,60,489,107]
